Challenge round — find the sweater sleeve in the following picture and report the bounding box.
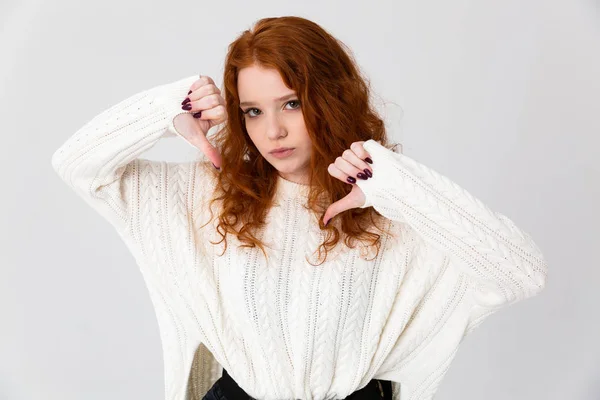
[355,139,548,309]
[51,75,201,233]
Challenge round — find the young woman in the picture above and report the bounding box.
[51,15,547,400]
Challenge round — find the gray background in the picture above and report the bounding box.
[1,0,599,399]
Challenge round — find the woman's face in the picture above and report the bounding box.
[237,64,312,185]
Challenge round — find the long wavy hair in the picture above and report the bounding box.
[203,16,401,266]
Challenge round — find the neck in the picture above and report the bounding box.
[277,172,310,186]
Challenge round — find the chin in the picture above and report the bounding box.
[273,165,296,173]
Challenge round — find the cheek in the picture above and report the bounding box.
[246,128,270,155]
[291,116,311,140]
[299,125,313,147]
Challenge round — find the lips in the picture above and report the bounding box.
[269,148,295,159]
[270,147,294,154]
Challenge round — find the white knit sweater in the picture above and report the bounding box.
[51,75,548,400]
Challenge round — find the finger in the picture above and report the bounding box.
[349,141,373,165]
[188,83,221,101]
[333,155,369,182]
[193,104,226,123]
[193,106,226,166]
[184,123,222,168]
[200,75,216,85]
[338,149,372,178]
[343,146,372,174]
[189,75,217,92]
[188,93,226,113]
[323,193,355,225]
[327,162,358,185]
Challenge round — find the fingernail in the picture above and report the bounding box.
[363,169,372,178]
[365,157,373,164]
[181,97,190,105]
[357,172,367,180]
[182,103,192,110]
[346,176,356,184]
[325,219,329,226]
[188,90,192,95]
[193,111,202,118]
[212,163,220,170]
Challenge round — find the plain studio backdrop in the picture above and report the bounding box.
[1,0,598,399]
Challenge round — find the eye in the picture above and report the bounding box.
[241,100,301,119]
[242,108,261,118]
[286,100,301,109]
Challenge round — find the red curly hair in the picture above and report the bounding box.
[203,16,400,265]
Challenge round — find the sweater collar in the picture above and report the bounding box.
[275,174,310,200]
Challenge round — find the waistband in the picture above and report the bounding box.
[219,368,391,399]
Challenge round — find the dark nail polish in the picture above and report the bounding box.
[364,169,372,178]
[193,111,202,118]
[182,103,192,110]
[365,157,373,164]
[188,90,192,95]
[357,172,367,180]
[212,163,220,170]
[181,97,190,105]
[346,176,356,184]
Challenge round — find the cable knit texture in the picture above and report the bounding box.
[51,75,548,400]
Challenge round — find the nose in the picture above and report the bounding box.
[265,112,287,140]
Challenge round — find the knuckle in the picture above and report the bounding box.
[201,76,213,86]
[343,149,353,158]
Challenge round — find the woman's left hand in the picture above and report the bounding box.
[323,141,373,226]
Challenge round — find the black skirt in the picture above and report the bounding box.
[202,368,393,400]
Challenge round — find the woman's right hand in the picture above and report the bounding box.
[173,75,226,169]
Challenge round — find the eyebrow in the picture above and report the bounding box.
[239,93,298,107]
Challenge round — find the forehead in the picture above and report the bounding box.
[238,65,294,101]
